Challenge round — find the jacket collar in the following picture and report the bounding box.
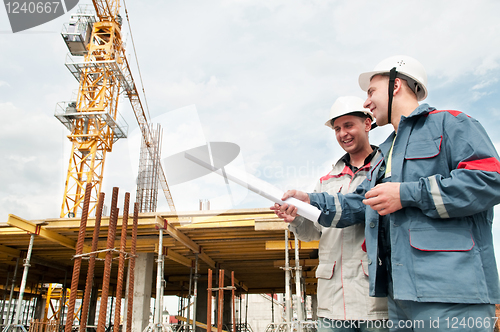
[405,103,435,119]
[378,103,435,157]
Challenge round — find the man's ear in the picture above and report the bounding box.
[393,77,404,96]
[365,118,372,132]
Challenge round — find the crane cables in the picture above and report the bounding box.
[121,0,152,123]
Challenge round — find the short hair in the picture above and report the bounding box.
[375,73,418,98]
[330,112,371,128]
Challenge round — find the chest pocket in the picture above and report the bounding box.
[405,136,442,160]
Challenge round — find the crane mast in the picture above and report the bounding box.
[58,0,175,217]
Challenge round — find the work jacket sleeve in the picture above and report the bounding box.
[289,216,321,242]
[308,178,370,228]
[399,111,500,219]
[289,179,324,241]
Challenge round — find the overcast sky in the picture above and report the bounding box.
[1,0,500,258]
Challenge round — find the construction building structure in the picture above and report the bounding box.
[0,204,320,332]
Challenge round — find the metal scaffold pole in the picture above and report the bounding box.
[143,221,165,332]
[284,230,292,331]
[186,260,193,331]
[5,258,19,326]
[2,233,35,332]
[192,253,199,332]
[294,237,303,332]
[0,270,10,325]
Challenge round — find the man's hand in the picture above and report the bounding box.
[363,182,402,216]
[270,189,310,223]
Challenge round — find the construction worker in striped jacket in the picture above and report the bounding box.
[275,56,500,331]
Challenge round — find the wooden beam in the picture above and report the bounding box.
[164,248,192,267]
[254,219,288,231]
[179,220,255,229]
[7,214,91,253]
[158,217,220,276]
[175,315,227,332]
[265,240,319,250]
[199,248,216,269]
[0,244,21,258]
[160,217,200,253]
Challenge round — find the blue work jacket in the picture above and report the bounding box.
[309,103,500,304]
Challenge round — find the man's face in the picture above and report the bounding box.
[332,114,371,155]
[363,75,389,126]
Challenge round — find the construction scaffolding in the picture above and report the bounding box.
[0,203,328,332]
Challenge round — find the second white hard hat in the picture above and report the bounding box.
[325,96,374,129]
[358,55,428,101]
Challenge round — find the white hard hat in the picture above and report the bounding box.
[358,55,428,101]
[325,96,374,129]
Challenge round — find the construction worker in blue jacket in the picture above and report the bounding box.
[273,55,500,331]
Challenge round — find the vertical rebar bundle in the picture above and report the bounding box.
[65,182,92,332]
[80,192,105,331]
[113,192,130,332]
[125,203,139,332]
[136,124,162,213]
[97,187,120,332]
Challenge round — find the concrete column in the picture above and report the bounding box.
[124,253,153,332]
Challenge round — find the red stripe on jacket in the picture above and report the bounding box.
[428,109,470,117]
[458,157,500,174]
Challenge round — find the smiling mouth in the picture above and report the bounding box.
[343,138,353,145]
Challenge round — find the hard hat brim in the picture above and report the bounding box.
[325,111,374,129]
[358,70,428,101]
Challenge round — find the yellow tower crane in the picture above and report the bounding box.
[56,0,175,218]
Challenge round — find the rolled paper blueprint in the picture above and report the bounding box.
[185,151,321,222]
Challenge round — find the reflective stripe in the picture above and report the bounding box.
[332,194,342,226]
[385,135,396,178]
[429,175,450,218]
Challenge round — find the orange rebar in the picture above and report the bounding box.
[97,187,119,332]
[81,191,105,331]
[218,269,224,332]
[113,192,130,332]
[65,182,92,332]
[125,202,139,332]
